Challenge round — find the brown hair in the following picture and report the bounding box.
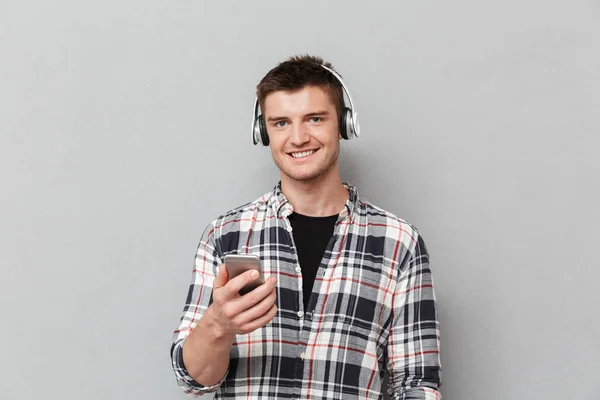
[256,54,345,120]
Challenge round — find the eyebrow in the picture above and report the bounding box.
[266,110,330,122]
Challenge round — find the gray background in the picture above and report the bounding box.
[1,1,599,399]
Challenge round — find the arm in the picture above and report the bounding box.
[180,289,236,388]
[171,223,278,397]
[171,223,227,396]
[387,233,442,400]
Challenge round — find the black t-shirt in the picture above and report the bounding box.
[288,212,338,310]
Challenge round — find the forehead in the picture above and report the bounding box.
[263,85,336,117]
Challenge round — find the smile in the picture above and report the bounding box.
[289,150,317,159]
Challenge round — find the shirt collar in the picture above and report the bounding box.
[270,181,359,220]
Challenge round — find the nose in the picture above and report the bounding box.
[290,122,310,146]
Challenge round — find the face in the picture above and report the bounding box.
[263,85,341,184]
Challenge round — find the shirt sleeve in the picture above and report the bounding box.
[170,222,226,397]
[386,232,442,400]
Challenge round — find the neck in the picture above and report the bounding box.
[280,166,348,217]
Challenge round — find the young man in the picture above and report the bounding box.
[171,55,442,399]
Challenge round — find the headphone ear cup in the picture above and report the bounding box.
[339,107,352,140]
[258,115,269,146]
[253,116,261,145]
[253,116,262,145]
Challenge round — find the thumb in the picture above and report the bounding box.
[213,264,229,289]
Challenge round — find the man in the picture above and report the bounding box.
[171,55,442,399]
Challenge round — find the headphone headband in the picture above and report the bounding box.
[252,63,360,145]
[318,64,356,123]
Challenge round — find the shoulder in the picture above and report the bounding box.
[354,195,422,259]
[204,189,274,239]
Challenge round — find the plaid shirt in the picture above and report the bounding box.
[171,183,442,399]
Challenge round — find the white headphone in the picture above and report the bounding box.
[251,64,360,146]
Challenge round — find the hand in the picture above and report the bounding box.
[207,264,278,337]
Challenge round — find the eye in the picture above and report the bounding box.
[310,117,322,123]
[275,121,288,128]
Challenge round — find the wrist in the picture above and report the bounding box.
[203,306,236,343]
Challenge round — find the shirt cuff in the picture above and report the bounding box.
[171,338,228,394]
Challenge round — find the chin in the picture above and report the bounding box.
[273,153,339,183]
[281,163,337,183]
[281,170,321,182]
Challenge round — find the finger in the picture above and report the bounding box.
[240,303,278,333]
[229,275,276,313]
[234,290,277,326]
[213,264,229,289]
[224,269,262,299]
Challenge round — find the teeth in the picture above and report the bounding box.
[291,150,315,158]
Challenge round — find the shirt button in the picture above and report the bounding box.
[295,266,301,273]
[286,226,293,232]
[297,311,304,318]
[299,352,305,359]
